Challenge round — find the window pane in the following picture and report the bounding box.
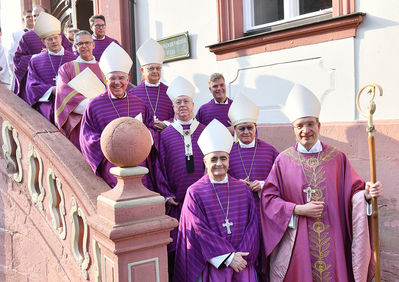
[254,0,284,25]
[299,0,332,15]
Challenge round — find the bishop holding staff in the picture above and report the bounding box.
[174,119,259,282]
[260,84,383,281]
[25,12,76,123]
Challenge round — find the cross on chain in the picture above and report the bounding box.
[53,75,58,82]
[303,186,316,203]
[222,218,233,234]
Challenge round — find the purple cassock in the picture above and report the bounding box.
[174,174,260,282]
[156,122,205,252]
[13,30,73,98]
[80,91,155,188]
[260,143,374,281]
[55,61,106,150]
[92,35,120,61]
[25,50,77,123]
[196,98,233,127]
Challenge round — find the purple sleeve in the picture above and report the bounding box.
[25,59,53,106]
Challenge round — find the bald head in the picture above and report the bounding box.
[32,6,45,23]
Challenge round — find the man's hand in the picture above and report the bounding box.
[294,201,325,219]
[364,181,383,200]
[41,48,47,53]
[229,252,249,273]
[240,179,262,192]
[166,197,179,206]
[51,86,56,94]
[154,119,167,131]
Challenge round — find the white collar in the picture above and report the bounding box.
[175,118,194,125]
[214,98,229,104]
[239,139,256,148]
[48,47,64,56]
[297,140,322,153]
[75,56,96,64]
[110,92,127,99]
[145,80,160,87]
[92,34,105,40]
[210,175,228,184]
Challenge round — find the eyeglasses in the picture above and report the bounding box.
[237,125,255,132]
[75,41,93,47]
[174,99,192,106]
[94,24,106,29]
[145,66,162,72]
[293,122,318,130]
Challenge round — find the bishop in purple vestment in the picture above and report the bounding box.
[196,73,233,134]
[174,119,259,282]
[13,6,72,99]
[260,84,383,282]
[80,42,155,188]
[55,31,106,150]
[25,14,77,124]
[89,15,120,61]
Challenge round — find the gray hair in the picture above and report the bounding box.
[74,30,92,45]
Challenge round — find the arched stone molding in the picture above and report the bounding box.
[2,120,23,182]
[47,168,67,240]
[92,239,102,282]
[70,196,90,279]
[27,143,45,210]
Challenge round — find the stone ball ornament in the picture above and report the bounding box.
[100,117,152,167]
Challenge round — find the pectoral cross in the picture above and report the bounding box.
[53,75,58,82]
[153,115,157,120]
[223,218,233,234]
[303,186,315,203]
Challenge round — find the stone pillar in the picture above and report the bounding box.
[88,117,177,282]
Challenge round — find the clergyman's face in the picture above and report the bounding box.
[106,71,129,98]
[32,7,44,23]
[91,18,106,38]
[204,151,229,180]
[209,78,226,103]
[292,116,320,150]
[75,34,94,61]
[141,63,162,84]
[23,12,34,29]
[43,34,62,53]
[235,122,256,145]
[173,95,194,121]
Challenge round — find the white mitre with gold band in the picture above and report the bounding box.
[284,83,321,123]
[137,38,165,66]
[228,94,259,126]
[99,42,133,75]
[34,12,61,39]
[198,119,234,155]
[166,76,196,101]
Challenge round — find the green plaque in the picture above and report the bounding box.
[158,32,190,63]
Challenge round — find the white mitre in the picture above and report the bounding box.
[166,76,196,101]
[198,119,234,155]
[228,94,259,126]
[34,12,61,39]
[137,38,165,66]
[99,42,133,75]
[284,83,321,123]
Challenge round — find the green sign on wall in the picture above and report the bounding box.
[158,32,190,63]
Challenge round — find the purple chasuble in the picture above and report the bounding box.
[13,30,72,97]
[260,143,370,282]
[196,98,233,127]
[55,61,106,150]
[80,91,155,188]
[92,35,120,61]
[25,50,76,123]
[128,81,174,122]
[156,122,205,252]
[174,174,259,282]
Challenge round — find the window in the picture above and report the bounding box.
[243,0,332,32]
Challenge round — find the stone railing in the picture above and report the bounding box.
[0,85,177,281]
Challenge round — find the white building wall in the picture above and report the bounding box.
[134,0,398,123]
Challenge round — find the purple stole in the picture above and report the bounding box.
[156,122,205,252]
[174,175,259,282]
[80,91,154,188]
[55,61,106,150]
[196,98,233,127]
[260,143,369,281]
[13,30,72,97]
[25,50,76,123]
[92,35,120,61]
